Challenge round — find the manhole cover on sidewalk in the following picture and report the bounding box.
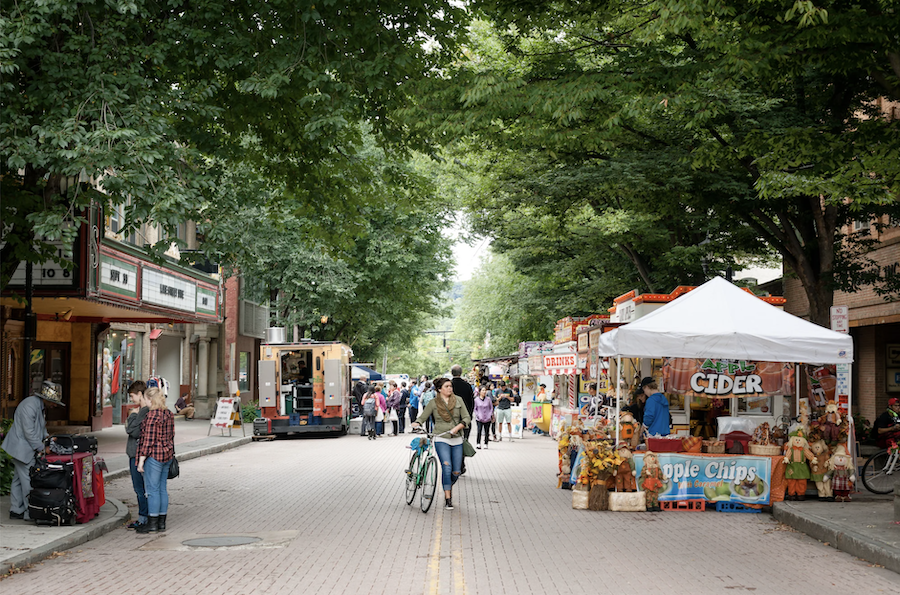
[139,530,298,551]
[182,536,261,548]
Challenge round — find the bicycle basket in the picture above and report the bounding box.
[410,437,429,453]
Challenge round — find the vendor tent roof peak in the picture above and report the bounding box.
[598,276,853,364]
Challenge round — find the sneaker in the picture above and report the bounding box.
[476,444,481,449]
[444,499,454,510]
[498,436,502,442]
[484,443,488,449]
[9,511,25,520]
[126,520,142,530]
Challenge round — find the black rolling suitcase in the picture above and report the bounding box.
[48,434,98,455]
[28,487,77,526]
[30,456,74,490]
[28,435,79,526]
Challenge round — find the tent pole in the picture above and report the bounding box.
[615,355,622,447]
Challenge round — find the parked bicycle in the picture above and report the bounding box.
[860,445,900,495]
[404,429,450,513]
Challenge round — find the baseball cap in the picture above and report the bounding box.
[639,376,655,388]
[889,398,899,407]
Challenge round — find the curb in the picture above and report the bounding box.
[103,436,253,482]
[0,497,129,577]
[772,502,900,574]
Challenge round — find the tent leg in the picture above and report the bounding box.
[615,355,622,448]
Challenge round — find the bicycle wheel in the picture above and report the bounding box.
[420,456,438,513]
[861,450,898,495]
[405,452,420,505]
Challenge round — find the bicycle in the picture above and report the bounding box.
[860,445,900,495]
[404,429,450,513]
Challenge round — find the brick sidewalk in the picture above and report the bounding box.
[2,432,898,594]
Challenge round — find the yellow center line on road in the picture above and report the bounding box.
[425,506,443,594]
[424,499,468,595]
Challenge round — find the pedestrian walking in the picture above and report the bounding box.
[362,389,379,440]
[387,381,402,436]
[473,386,494,449]
[125,381,149,529]
[412,377,471,510]
[495,381,514,441]
[375,382,387,436]
[408,379,420,428]
[398,382,410,434]
[420,381,436,433]
[136,388,175,534]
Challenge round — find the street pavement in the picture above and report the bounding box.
[1,427,898,594]
[0,419,250,574]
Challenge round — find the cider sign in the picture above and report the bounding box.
[663,357,792,397]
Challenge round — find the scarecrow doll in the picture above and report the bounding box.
[639,451,665,511]
[783,428,814,501]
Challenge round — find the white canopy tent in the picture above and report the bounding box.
[597,276,854,444]
[598,277,853,364]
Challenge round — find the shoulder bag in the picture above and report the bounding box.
[168,456,180,479]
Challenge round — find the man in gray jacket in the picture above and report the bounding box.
[1,381,65,520]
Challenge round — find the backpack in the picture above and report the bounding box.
[363,396,376,417]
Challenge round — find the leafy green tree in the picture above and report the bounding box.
[1,0,466,290]
[404,1,900,326]
[454,251,556,359]
[203,139,455,361]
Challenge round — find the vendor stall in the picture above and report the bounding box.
[581,276,854,510]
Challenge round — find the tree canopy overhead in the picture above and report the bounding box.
[402,0,900,326]
[1,0,467,289]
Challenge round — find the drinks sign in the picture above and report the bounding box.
[543,354,577,375]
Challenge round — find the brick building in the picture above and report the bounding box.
[783,216,900,425]
[222,275,268,406]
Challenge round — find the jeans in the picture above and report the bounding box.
[397,408,407,433]
[129,457,148,522]
[143,457,172,517]
[409,407,418,428]
[433,441,463,492]
[364,415,376,436]
[477,421,491,446]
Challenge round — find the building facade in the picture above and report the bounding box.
[783,215,900,424]
[1,202,225,430]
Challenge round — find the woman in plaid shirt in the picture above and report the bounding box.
[136,388,175,534]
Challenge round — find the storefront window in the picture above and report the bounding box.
[238,352,250,392]
[98,330,143,423]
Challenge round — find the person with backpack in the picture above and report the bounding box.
[362,389,380,440]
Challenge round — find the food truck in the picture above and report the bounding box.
[254,332,353,437]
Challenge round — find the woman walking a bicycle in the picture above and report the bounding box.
[412,377,471,510]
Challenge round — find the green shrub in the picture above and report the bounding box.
[241,400,260,424]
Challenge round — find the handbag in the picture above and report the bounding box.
[389,409,399,422]
[168,457,180,479]
[462,439,477,458]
